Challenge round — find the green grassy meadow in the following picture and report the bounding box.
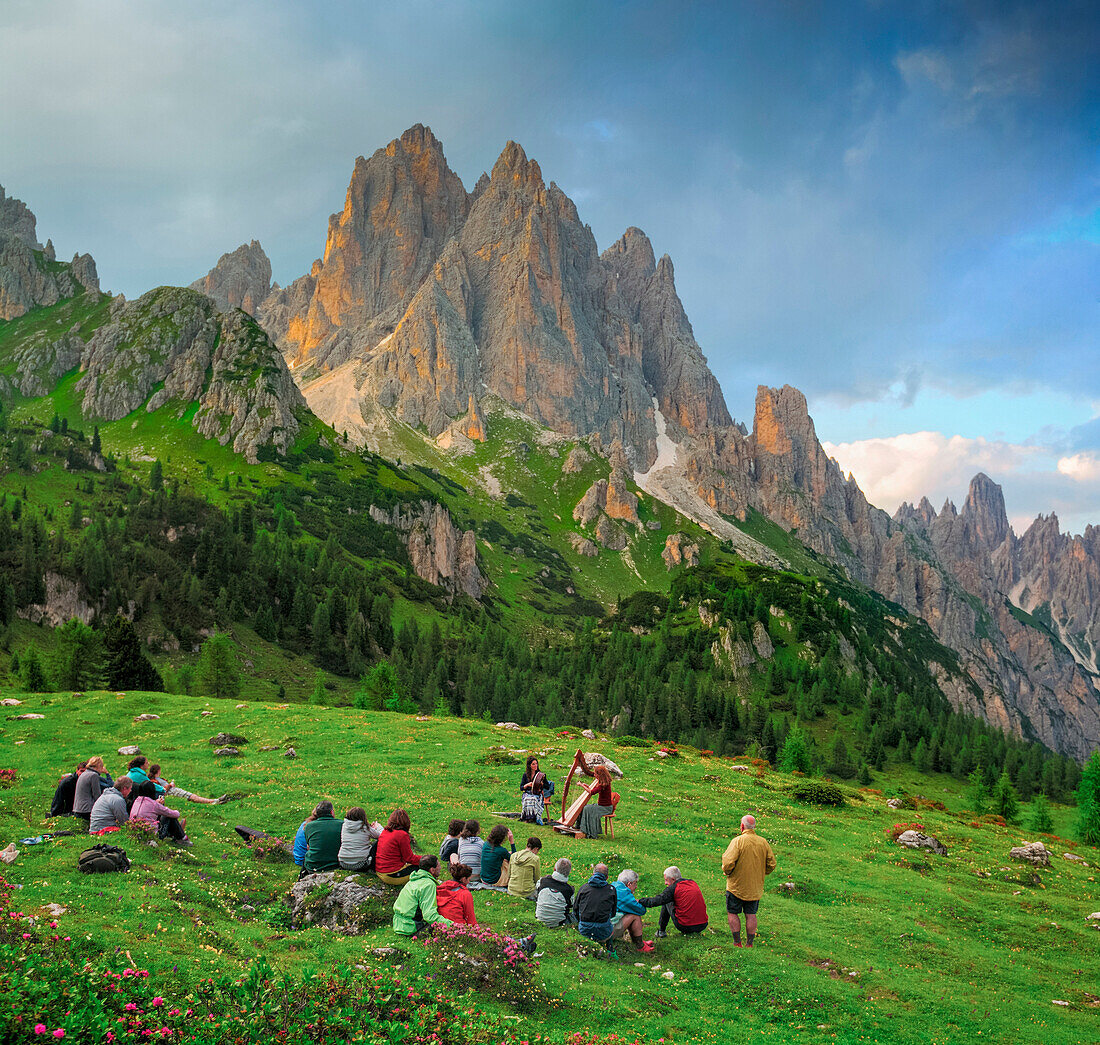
[1,691,1097,1044]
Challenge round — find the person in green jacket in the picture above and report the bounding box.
[303,802,343,873]
[392,856,453,936]
[508,836,543,899]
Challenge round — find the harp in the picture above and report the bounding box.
[558,749,598,828]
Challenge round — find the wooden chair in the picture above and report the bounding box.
[603,792,621,839]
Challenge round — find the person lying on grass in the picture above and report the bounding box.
[130,780,190,845]
[439,818,465,867]
[611,869,655,953]
[339,806,383,871]
[375,808,423,885]
[508,836,542,899]
[89,775,133,834]
[639,865,709,938]
[435,861,477,925]
[536,857,577,927]
[147,762,228,805]
[392,855,453,936]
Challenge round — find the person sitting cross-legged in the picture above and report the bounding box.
[478,825,515,891]
[339,806,383,871]
[375,808,423,885]
[392,855,453,936]
[639,865,709,937]
[302,801,343,873]
[536,857,577,928]
[611,869,655,953]
[89,775,133,834]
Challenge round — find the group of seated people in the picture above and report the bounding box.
[291,800,709,955]
[50,755,228,846]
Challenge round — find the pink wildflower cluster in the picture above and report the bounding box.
[0,767,16,786]
[424,922,538,971]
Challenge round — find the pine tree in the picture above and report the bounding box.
[52,618,106,690]
[1027,794,1054,834]
[195,633,242,701]
[1076,750,1100,846]
[967,766,989,815]
[828,732,854,778]
[309,673,327,705]
[991,771,1019,823]
[913,736,931,773]
[91,426,101,455]
[896,733,911,764]
[104,615,164,691]
[857,762,872,786]
[21,646,47,691]
[779,726,813,774]
[150,460,163,492]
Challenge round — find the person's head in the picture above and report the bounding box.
[451,862,473,885]
[87,756,106,774]
[593,862,610,878]
[525,755,539,776]
[345,807,368,824]
[419,854,439,877]
[75,760,88,774]
[128,756,147,771]
[487,824,508,847]
[617,868,639,891]
[149,763,161,778]
[593,765,612,788]
[136,780,158,800]
[554,857,572,877]
[116,776,133,796]
[309,800,334,823]
[741,814,756,833]
[460,819,480,839]
[526,836,542,852]
[447,818,465,838]
[663,866,682,887]
[386,808,411,833]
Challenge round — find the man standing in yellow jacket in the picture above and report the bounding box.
[721,814,776,947]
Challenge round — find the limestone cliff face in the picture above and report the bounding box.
[76,287,304,461]
[368,500,484,598]
[0,185,99,320]
[190,240,272,315]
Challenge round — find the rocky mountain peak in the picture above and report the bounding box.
[190,240,272,315]
[656,253,675,284]
[491,140,544,192]
[391,123,443,158]
[753,385,815,457]
[602,227,657,273]
[0,185,41,248]
[961,472,1010,551]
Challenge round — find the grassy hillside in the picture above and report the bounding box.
[1,691,1098,1044]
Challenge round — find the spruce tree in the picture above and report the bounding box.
[21,646,47,691]
[967,766,989,815]
[1027,794,1054,834]
[1076,750,1100,846]
[195,633,242,701]
[913,736,931,773]
[779,726,813,774]
[992,771,1019,823]
[104,615,164,691]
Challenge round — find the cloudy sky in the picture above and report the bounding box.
[2,0,1097,533]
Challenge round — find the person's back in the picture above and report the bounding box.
[722,829,776,901]
[457,836,484,878]
[577,872,616,923]
[73,769,102,817]
[536,871,575,927]
[672,878,708,926]
[303,814,343,873]
[89,786,128,833]
[435,879,476,924]
[392,866,453,936]
[129,794,164,828]
[509,846,541,898]
[338,818,375,870]
[50,773,79,817]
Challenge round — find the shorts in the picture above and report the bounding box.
[726,893,759,915]
[578,920,614,943]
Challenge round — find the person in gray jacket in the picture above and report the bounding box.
[73,756,108,825]
[338,806,383,870]
[536,857,577,927]
[89,776,133,833]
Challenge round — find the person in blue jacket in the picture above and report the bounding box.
[293,801,333,870]
[611,869,655,952]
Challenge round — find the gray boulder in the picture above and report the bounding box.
[210,733,248,746]
[287,872,392,934]
[1009,841,1051,867]
[118,745,141,756]
[896,831,948,856]
[214,747,241,757]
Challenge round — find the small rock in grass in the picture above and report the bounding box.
[133,714,160,722]
[201,711,214,716]
[1087,912,1100,921]
[236,703,247,708]
[896,831,947,856]
[285,748,297,759]
[0,698,22,706]
[12,714,45,720]
[260,745,278,752]
[1009,842,1051,867]
[581,729,596,740]
[730,764,751,771]
[1052,1000,1069,1006]
[662,971,675,979]
[495,721,521,730]
[210,733,247,746]
[1063,853,1088,864]
[214,747,241,757]
[44,903,66,916]
[118,745,141,756]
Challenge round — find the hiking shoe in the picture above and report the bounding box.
[654,930,668,939]
[733,940,743,947]
[639,940,656,953]
[216,795,230,804]
[519,934,536,956]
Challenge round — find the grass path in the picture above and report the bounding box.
[1,690,1098,1043]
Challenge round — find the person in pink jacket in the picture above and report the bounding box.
[129,782,190,845]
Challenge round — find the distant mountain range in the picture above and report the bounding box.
[2,124,1098,759]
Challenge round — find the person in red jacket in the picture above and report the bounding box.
[435,862,478,925]
[375,808,423,885]
[639,865,709,937]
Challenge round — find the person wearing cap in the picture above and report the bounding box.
[721,814,776,947]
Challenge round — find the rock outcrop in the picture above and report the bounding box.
[662,533,699,570]
[190,240,272,315]
[0,185,100,320]
[76,287,305,460]
[369,500,484,598]
[287,872,391,934]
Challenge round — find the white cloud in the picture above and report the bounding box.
[1057,452,1100,482]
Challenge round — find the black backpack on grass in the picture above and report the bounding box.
[78,844,130,874]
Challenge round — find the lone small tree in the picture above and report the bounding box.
[967,766,989,815]
[779,726,813,774]
[20,646,47,691]
[104,615,164,691]
[1028,793,1054,834]
[195,633,242,702]
[991,770,1020,823]
[1076,750,1100,846]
